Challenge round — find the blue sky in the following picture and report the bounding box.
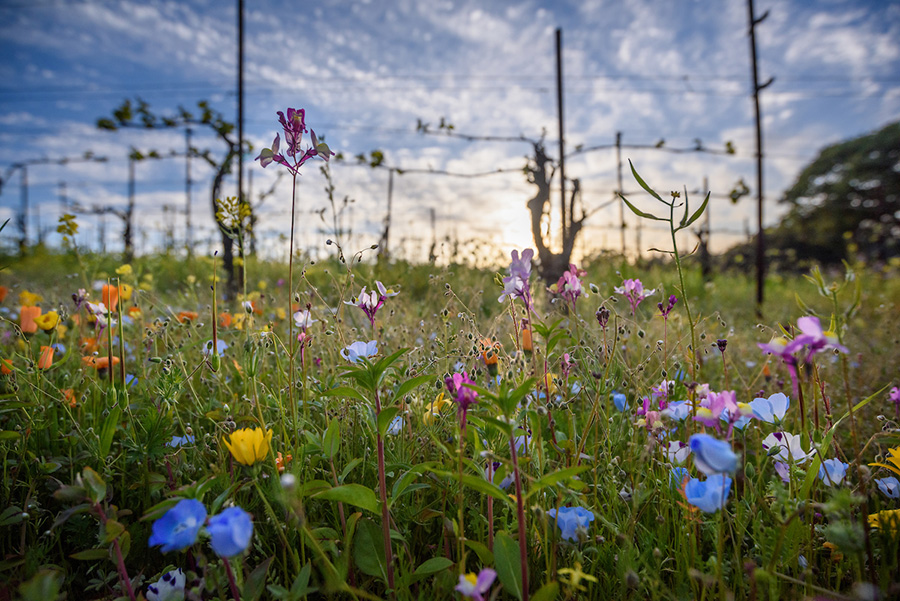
[1,0,898,264]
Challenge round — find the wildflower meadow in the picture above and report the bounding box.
[2,108,900,601]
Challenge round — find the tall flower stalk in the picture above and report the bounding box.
[255,108,333,429]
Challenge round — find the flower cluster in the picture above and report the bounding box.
[149,499,253,558]
[345,281,398,327]
[498,249,534,309]
[614,278,655,316]
[255,108,334,176]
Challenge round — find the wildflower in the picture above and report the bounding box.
[115,264,133,277]
[423,392,452,425]
[557,561,598,592]
[480,339,500,375]
[18,290,42,306]
[521,321,533,352]
[166,435,195,448]
[118,283,134,302]
[38,346,54,369]
[869,446,900,478]
[670,466,690,488]
[553,264,587,306]
[868,509,900,537]
[595,305,610,329]
[498,249,535,308]
[875,476,900,499]
[455,568,497,601]
[689,433,738,475]
[146,568,185,601]
[275,451,292,473]
[293,309,317,330]
[658,294,677,319]
[612,392,629,412]
[890,386,900,411]
[614,278,656,316]
[101,284,119,310]
[61,388,76,409]
[560,353,575,380]
[203,339,229,357]
[684,474,732,513]
[218,312,233,328]
[82,355,120,370]
[177,311,199,323]
[666,441,691,464]
[387,415,404,436]
[340,340,378,363]
[148,499,207,553]
[1,358,14,375]
[661,400,692,421]
[785,316,848,362]
[256,107,334,176]
[762,432,813,464]
[445,371,478,426]
[720,402,754,431]
[223,427,272,466]
[345,281,398,327]
[207,506,254,558]
[34,310,59,331]
[547,506,595,543]
[0,286,7,303]
[750,392,790,424]
[20,305,41,334]
[818,458,850,486]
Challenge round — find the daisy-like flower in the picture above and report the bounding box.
[869,446,900,478]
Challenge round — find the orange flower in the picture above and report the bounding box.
[1,359,13,375]
[80,337,99,354]
[38,346,54,369]
[102,284,119,311]
[20,305,42,334]
[82,355,120,370]
[480,338,500,367]
[127,306,142,319]
[522,327,533,352]
[218,312,233,328]
[61,388,76,409]
[275,451,292,473]
[0,285,7,303]
[177,311,199,323]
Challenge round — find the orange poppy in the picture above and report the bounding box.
[1,359,13,375]
[102,284,119,311]
[82,355,120,370]
[20,305,42,334]
[480,338,500,367]
[38,346,54,369]
[0,285,7,303]
[522,326,533,352]
[61,388,76,409]
[177,311,199,323]
[127,306,142,319]
[80,337,99,354]
[218,312,233,328]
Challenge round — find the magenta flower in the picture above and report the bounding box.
[614,278,656,316]
[445,371,478,428]
[455,568,497,601]
[498,249,534,308]
[554,264,586,306]
[658,294,677,319]
[784,316,848,362]
[344,281,398,327]
[255,107,334,176]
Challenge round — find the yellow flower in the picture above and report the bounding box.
[57,324,68,339]
[224,427,272,465]
[558,561,598,592]
[115,264,133,276]
[869,447,900,478]
[118,283,134,301]
[543,372,558,396]
[34,311,59,331]
[19,290,43,307]
[423,392,452,425]
[257,280,267,291]
[868,509,900,537]
[275,307,286,321]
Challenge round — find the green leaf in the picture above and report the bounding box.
[353,519,388,583]
[524,465,590,501]
[320,386,368,403]
[465,539,494,565]
[619,194,666,221]
[103,519,125,543]
[313,484,381,514]
[377,407,402,437]
[81,467,107,505]
[407,557,454,584]
[391,373,433,404]
[98,406,121,458]
[242,556,274,601]
[532,581,560,601]
[460,474,515,508]
[0,431,20,441]
[494,531,523,600]
[70,548,109,561]
[680,192,710,230]
[628,159,664,202]
[18,569,64,601]
[0,506,24,527]
[322,419,340,461]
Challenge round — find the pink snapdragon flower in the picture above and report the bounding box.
[615,278,656,316]
[345,281,399,327]
[255,108,334,176]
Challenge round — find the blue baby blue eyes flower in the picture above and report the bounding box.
[749,392,790,424]
[689,433,738,475]
[207,506,254,558]
[148,499,207,553]
[818,458,850,486]
[876,476,900,499]
[670,466,690,488]
[684,473,732,513]
[612,392,629,412]
[547,506,595,542]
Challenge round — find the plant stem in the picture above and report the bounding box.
[510,431,529,601]
[374,388,396,595]
[223,558,242,601]
[288,172,297,433]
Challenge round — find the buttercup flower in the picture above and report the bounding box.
[868,509,900,537]
[869,446,900,478]
[207,506,254,557]
[750,392,790,424]
[455,568,497,601]
[818,458,849,486]
[423,392,452,425]
[18,290,43,307]
[341,340,378,363]
[689,433,738,475]
[547,506,595,542]
[34,310,59,331]
[685,473,732,513]
[146,568,185,601]
[148,499,207,553]
[223,427,272,466]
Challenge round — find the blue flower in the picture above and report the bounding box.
[749,392,789,424]
[207,506,253,557]
[166,435,195,448]
[684,473,732,513]
[612,392,629,412]
[547,506,595,542]
[876,476,900,499]
[52,342,66,354]
[689,433,738,475]
[146,568,185,601]
[148,499,207,553]
[125,373,138,388]
[661,400,691,421]
[204,339,229,357]
[387,415,404,436]
[340,340,378,363]
[670,466,690,488]
[818,458,849,486]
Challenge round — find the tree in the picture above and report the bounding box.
[777,121,900,264]
[98,98,251,296]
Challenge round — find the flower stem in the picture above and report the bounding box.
[288,172,298,432]
[223,557,242,601]
[374,389,396,595]
[510,432,529,601]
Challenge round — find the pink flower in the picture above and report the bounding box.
[255,107,334,176]
[614,278,656,316]
[784,316,848,362]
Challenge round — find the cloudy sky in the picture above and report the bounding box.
[1,0,898,264]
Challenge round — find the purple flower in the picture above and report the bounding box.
[345,281,398,327]
[547,506,595,542]
[498,249,534,308]
[455,568,497,601]
[614,278,656,316]
[554,264,586,306]
[658,294,677,319]
[255,107,334,176]
[685,473,732,513]
[889,386,899,411]
[207,506,254,558]
[784,316,849,362]
[148,499,207,553]
[689,433,738,475]
[445,371,478,425]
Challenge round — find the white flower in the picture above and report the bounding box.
[292,309,317,330]
[762,432,813,464]
[146,569,185,601]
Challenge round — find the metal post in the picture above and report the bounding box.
[555,28,566,248]
[186,127,193,255]
[616,132,625,256]
[18,165,28,254]
[237,0,244,226]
